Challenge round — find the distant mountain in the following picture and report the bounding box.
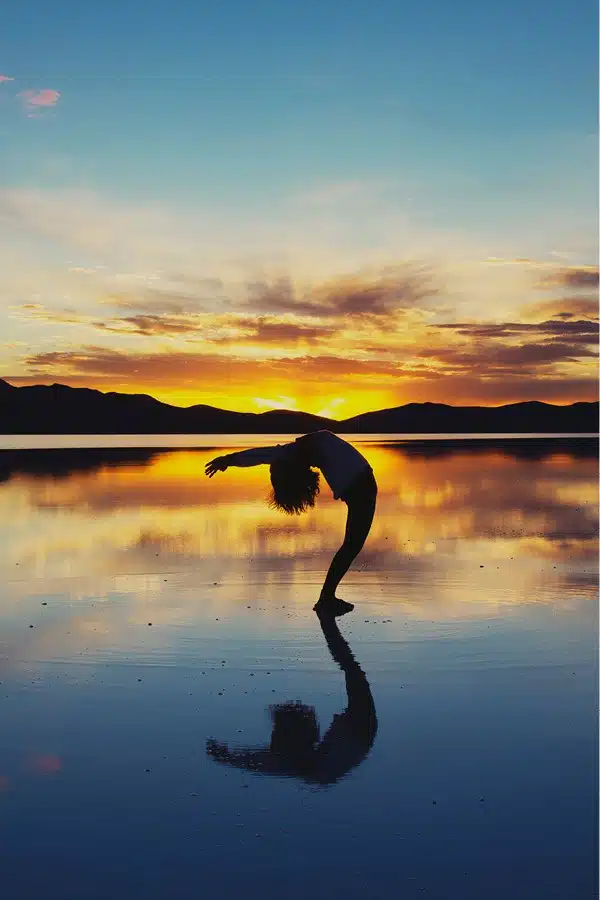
[0,380,333,434]
[339,400,599,434]
[0,379,597,434]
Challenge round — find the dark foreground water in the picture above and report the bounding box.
[0,437,597,900]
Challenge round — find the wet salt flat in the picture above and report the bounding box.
[0,436,597,900]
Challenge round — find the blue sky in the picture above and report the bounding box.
[4,0,597,212]
[0,0,597,412]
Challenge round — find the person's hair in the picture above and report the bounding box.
[269,702,320,763]
[268,451,320,515]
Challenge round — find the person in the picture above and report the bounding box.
[205,430,377,616]
[206,611,378,785]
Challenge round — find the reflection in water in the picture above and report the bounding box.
[0,438,596,900]
[0,447,161,482]
[0,437,596,481]
[382,437,598,461]
[207,613,377,785]
[0,437,597,627]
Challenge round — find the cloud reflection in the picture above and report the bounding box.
[0,440,596,648]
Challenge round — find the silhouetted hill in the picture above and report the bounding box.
[339,400,599,434]
[0,380,333,434]
[0,379,597,434]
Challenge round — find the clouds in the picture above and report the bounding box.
[0,74,60,116]
[102,284,222,316]
[0,188,180,263]
[0,183,480,294]
[18,88,61,116]
[421,340,595,369]
[434,318,598,342]
[421,316,598,381]
[518,264,598,326]
[17,304,338,346]
[6,252,598,413]
[11,332,598,412]
[211,317,336,346]
[541,266,599,289]
[96,314,204,337]
[21,347,402,384]
[519,297,599,322]
[12,258,437,348]
[245,264,436,324]
[0,181,597,413]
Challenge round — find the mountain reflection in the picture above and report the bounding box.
[0,437,595,483]
[380,437,598,461]
[0,448,161,482]
[207,613,377,785]
[0,439,597,621]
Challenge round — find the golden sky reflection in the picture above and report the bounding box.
[0,442,597,658]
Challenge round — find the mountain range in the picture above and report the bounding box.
[0,378,597,434]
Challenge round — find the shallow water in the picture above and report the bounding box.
[0,438,597,899]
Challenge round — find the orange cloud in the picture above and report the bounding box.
[15,304,87,326]
[420,339,596,368]
[432,318,597,348]
[540,266,599,290]
[519,297,599,322]
[0,75,14,83]
[10,345,598,412]
[210,317,336,346]
[103,284,222,315]
[96,314,204,337]
[22,347,401,384]
[5,257,598,411]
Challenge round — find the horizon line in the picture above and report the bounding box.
[1,377,597,420]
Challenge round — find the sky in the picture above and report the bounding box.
[1,0,598,417]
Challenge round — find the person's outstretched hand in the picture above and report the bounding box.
[205,456,228,477]
[206,738,229,759]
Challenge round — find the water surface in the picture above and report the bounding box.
[0,437,597,899]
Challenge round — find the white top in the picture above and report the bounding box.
[227,430,372,500]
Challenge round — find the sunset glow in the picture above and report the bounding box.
[1,442,596,639]
[0,2,597,415]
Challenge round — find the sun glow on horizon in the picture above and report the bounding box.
[252,396,299,412]
[154,387,398,419]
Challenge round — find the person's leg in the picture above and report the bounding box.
[316,478,377,612]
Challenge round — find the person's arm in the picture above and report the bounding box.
[225,446,282,467]
[205,445,282,477]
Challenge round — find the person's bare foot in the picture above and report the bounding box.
[313,596,354,617]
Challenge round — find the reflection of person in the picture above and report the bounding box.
[205,430,377,616]
[206,612,377,786]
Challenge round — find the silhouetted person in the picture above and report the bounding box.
[205,430,377,616]
[206,612,377,786]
